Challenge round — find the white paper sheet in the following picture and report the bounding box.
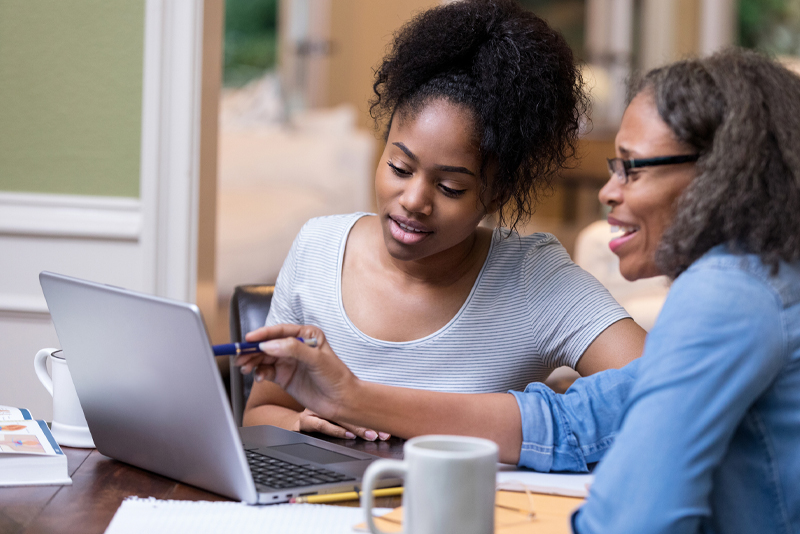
[104,497,388,534]
[496,465,594,498]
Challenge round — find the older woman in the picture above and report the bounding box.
[238,49,800,533]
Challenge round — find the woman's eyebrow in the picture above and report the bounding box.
[436,164,475,176]
[393,142,418,161]
[392,142,476,176]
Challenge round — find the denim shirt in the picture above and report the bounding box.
[511,247,800,533]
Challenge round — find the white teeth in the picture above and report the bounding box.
[398,221,424,233]
[610,224,638,234]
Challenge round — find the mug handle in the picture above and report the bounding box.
[34,348,59,397]
[362,459,406,534]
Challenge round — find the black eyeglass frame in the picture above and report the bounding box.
[607,154,700,184]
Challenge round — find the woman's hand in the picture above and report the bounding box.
[235,323,388,442]
[294,409,390,441]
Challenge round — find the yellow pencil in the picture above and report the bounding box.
[291,486,403,504]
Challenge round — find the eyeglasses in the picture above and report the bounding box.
[606,154,699,185]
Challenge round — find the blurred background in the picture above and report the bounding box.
[2,0,799,417]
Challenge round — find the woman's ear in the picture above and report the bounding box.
[480,158,504,216]
[483,190,509,216]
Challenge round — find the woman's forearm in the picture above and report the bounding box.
[336,381,523,464]
[244,379,306,428]
[243,403,300,429]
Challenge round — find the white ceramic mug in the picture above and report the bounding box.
[362,435,498,534]
[33,348,94,448]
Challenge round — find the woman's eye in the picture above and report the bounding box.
[439,184,467,198]
[626,170,642,182]
[387,161,411,177]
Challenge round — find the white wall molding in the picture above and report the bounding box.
[0,294,50,315]
[0,294,50,317]
[0,192,141,241]
[139,0,205,303]
[0,191,141,316]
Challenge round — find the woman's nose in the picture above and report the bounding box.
[599,174,623,207]
[399,176,433,215]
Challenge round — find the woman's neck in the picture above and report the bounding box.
[377,226,493,288]
[340,216,494,342]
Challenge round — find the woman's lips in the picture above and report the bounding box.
[609,231,637,253]
[607,217,639,253]
[389,216,432,245]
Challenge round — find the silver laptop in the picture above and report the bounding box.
[40,271,390,504]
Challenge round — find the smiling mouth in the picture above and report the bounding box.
[610,224,638,236]
[608,223,639,253]
[396,220,427,233]
[388,216,432,245]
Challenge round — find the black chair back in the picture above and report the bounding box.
[229,284,274,425]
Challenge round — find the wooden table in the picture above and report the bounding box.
[0,435,583,534]
[0,435,405,534]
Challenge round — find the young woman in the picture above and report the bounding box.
[239,49,800,533]
[243,0,645,439]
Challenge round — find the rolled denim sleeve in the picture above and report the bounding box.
[510,359,639,472]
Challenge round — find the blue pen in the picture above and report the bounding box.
[212,337,318,357]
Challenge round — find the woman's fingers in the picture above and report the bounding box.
[298,411,356,439]
[235,324,356,421]
[236,324,326,373]
[257,337,320,365]
[297,410,387,441]
[341,422,376,441]
[252,363,275,383]
[337,421,391,441]
[235,353,276,374]
[244,323,309,343]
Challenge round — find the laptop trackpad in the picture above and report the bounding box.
[267,443,361,464]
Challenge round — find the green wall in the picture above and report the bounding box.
[0,1,145,198]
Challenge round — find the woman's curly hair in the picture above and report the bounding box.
[631,49,800,278]
[370,0,588,232]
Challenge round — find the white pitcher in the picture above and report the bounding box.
[33,348,94,448]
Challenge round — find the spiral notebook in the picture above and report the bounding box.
[104,497,386,534]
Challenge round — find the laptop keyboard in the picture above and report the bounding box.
[246,449,356,489]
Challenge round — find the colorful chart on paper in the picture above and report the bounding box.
[0,433,46,454]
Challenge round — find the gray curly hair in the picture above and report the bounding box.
[630,48,800,278]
